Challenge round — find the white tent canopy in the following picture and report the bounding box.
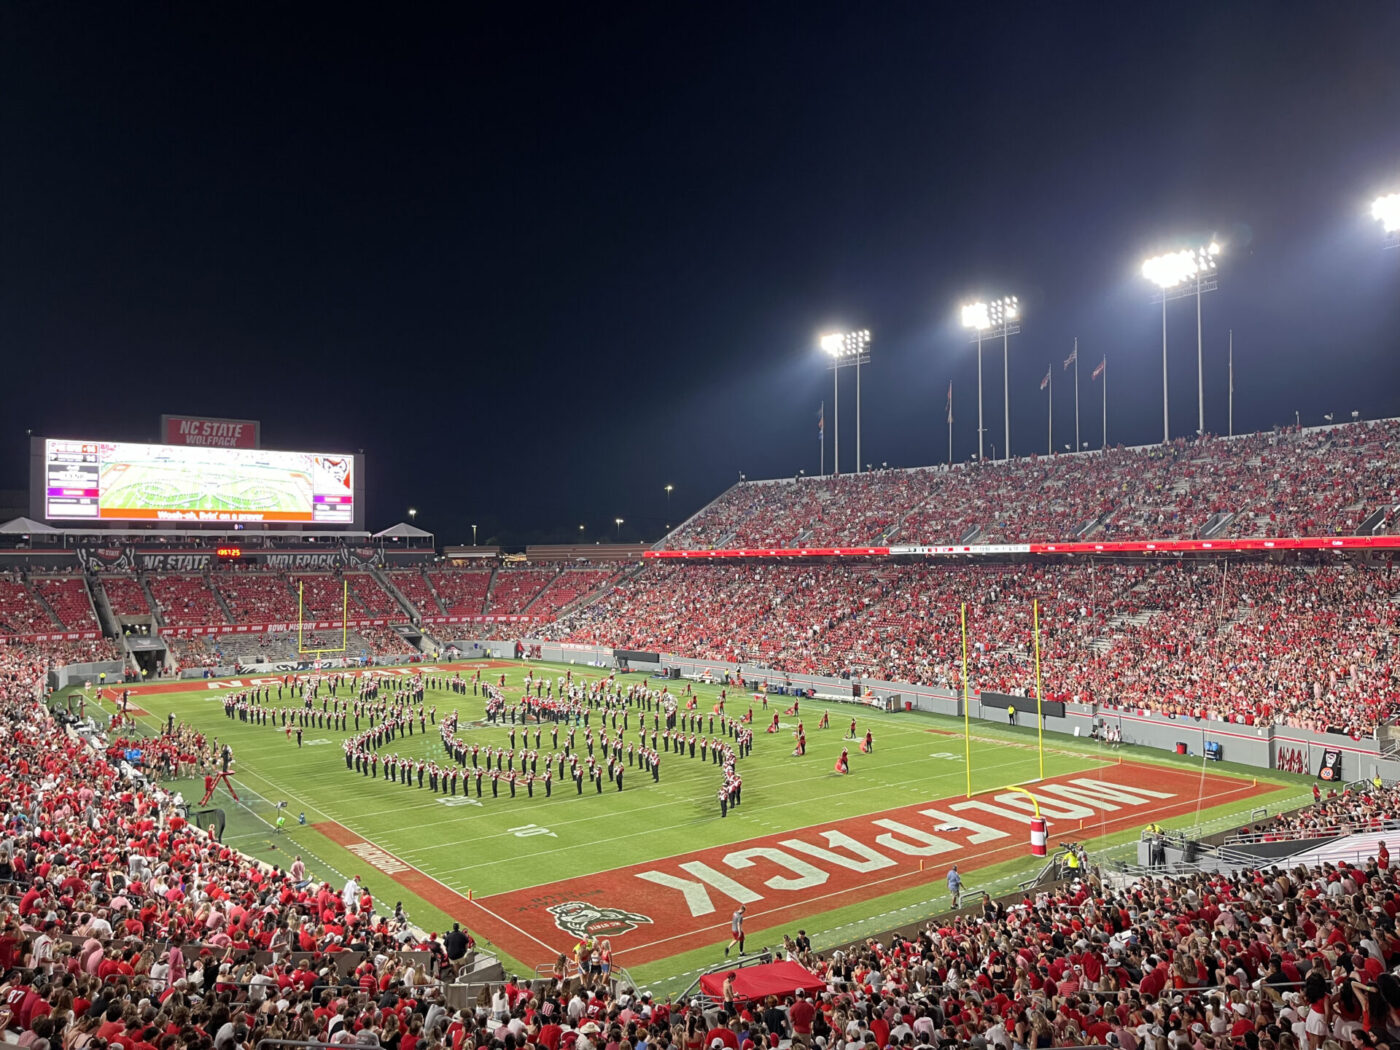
[0,516,62,534]
[373,522,433,539]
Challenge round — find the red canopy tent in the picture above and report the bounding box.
[698,961,825,1004]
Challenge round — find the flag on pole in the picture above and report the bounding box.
[1039,367,1051,391]
[1091,357,1106,381]
[1063,345,1077,370]
[945,381,953,424]
[818,404,824,436]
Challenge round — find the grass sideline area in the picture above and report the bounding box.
[58,659,1310,995]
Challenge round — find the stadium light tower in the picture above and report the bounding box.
[820,329,872,475]
[961,296,1019,461]
[1141,241,1221,442]
[408,508,417,524]
[1374,192,1400,247]
[615,517,624,537]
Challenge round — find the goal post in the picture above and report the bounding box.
[297,578,349,657]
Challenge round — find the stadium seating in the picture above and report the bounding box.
[386,568,445,616]
[355,623,419,656]
[425,568,492,615]
[1230,782,1400,841]
[485,568,557,614]
[213,569,298,623]
[32,576,99,631]
[759,826,1400,1050]
[1,621,1395,1050]
[665,419,1400,548]
[0,576,56,634]
[289,573,349,618]
[0,641,452,1045]
[521,568,618,619]
[546,559,1400,734]
[348,571,401,615]
[146,573,228,627]
[167,626,417,668]
[98,574,153,617]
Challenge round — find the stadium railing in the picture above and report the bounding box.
[1222,815,1400,845]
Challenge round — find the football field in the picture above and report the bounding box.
[99,459,310,513]
[86,661,1308,993]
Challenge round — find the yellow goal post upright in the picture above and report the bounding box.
[297,578,349,659]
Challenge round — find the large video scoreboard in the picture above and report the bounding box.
[35,438,362,526]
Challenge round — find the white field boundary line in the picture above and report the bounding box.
[368,729,1111,848]
[612,778,1266,962]
[233,754,561,956]
[78,698,399,917]
[127,685,1286,894]
[421,751,1106,880]
[212,729,985,847]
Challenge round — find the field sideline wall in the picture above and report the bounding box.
[501,640,1400,784]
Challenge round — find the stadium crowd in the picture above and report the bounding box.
[0,641,473,1050]
[664,421,1400,549]
[7,656,1400,1050]
[545,560,1400,735]
[1230,782,1400,843]
[734,838,1400,1050]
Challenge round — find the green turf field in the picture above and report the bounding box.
[68,661,1311,995]
[100,460,310,512]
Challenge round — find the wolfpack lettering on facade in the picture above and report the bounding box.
[162,415,261,449]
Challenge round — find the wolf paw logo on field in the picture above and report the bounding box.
[547,900,653,939]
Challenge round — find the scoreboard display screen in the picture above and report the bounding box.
[42,439,357,524]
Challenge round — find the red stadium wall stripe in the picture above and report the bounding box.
[646,534,1400,559]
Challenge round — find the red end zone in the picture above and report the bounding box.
[479,762,1268,966]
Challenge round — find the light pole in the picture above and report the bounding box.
[820,330,872,475]
[1142,242,1221,442]
[961,297,1019,461]
[615,517,624,538]
[664,484,673,529]
[408,508,417,525]
[471,523,477,546]
[1374,192,1400,247]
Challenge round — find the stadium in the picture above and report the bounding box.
[4,410,1400,1013]
[5,7,1400,1050]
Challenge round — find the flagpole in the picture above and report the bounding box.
[820,401,825,476]
[1103,356,1108,449]
[1228,331,1234,438]
[1047,366,1053,455]
[947,383,953,466]
[1073,338,1080,452]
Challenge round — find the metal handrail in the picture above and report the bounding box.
[1224,816,1400,845]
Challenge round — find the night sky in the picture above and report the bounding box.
[3,3,1398,546]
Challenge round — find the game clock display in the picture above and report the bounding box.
[43,439,356,524]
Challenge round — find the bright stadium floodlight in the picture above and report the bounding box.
[961,302,990,330]
[1142,241,1221,443]
[819,329,872,476]
[961,296,1019,461]
[1374,193,1400,244]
